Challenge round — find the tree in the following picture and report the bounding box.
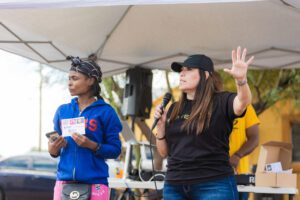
[219,69,300,115]
[101,72,166,173]
[101,75,124,117]
[36,64,67,151]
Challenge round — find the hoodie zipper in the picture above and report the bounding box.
[72,104,94,180]
[73,147,77,180]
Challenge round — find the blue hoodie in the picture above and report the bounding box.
[53,97,122,185]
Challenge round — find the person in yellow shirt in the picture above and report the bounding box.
[229,104,260,174]
[229,104,259,200]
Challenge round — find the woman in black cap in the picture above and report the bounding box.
[48,56,122,200]
[154,47,254,200]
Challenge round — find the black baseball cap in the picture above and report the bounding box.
[171,54,214,73]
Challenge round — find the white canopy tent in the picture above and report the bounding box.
[0,0,300,76]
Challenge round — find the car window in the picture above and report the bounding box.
[32,157,57,172]
[0,157,30,169]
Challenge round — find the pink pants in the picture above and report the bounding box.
[53,181,109,200]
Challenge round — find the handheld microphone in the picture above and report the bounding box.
[151,92,172,130]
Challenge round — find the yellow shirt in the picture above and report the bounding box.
[229,104,260,173]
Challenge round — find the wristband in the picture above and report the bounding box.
[236,79,247,86]
[50,153,60,158]
[156,135,166,140]
[93,143,101,153]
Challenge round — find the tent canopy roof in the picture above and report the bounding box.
[0,0,300,76]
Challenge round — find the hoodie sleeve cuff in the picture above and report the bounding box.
[50,152,60,158]
[93,143,101,155]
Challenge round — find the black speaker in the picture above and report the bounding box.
[122,67,153,118]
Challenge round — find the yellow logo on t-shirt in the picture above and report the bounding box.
[175,114,190,120]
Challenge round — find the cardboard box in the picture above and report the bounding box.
[255,141,297,188]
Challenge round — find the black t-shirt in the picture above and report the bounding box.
[165,92,245,184]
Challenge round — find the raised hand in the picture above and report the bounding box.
[224,46,254,81]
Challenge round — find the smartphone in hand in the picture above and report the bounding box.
[45,131,59,142]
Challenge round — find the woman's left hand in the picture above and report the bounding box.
[224,46,254,81]
[72,133,96,150]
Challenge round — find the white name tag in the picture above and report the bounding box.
[265,162,282,173]
[61,117,85,137]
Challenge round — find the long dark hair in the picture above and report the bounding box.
[169,70,220,134]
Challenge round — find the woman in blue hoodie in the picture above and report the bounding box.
[48,56,122,200]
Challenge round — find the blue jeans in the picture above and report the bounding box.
[163,176,238,200]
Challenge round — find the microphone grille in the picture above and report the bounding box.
[162,92,172,106]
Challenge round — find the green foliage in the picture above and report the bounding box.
[218,69,300,115]
[101,75,125,117]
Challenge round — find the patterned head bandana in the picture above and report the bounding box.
[67,56,102,83]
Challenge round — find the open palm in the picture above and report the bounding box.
[224,46,254,80]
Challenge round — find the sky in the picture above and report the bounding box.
[0,50,179,158]
[0,50,70,158]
